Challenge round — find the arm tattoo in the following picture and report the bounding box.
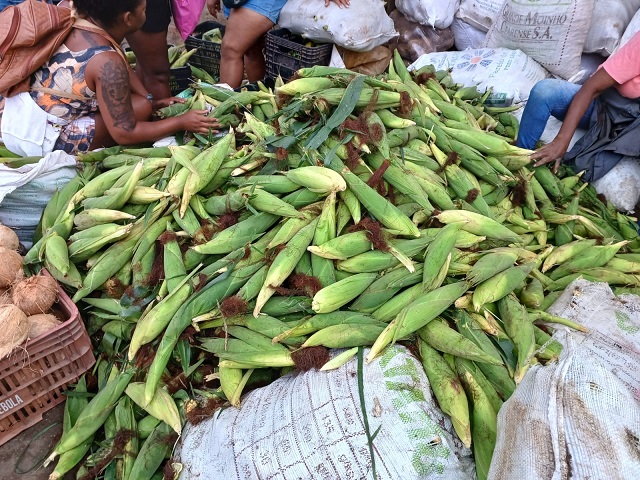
[99,59,135,132]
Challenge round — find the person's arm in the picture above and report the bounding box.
[531,68,617,172]
[206,0,221,16]
[90,53,219,145]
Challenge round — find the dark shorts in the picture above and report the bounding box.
[141,0,171,33]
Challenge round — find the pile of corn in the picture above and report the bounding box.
[29,54,640,480]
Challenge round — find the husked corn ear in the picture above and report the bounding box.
[125,383,181,434]
[498,293,536,383]
[285,166,347,194]
[307,230,376,260]
[216,350,295,369]
[275,77,337,96]
[419,340,471,448]
[272,311,377,343]
[472,264,533,312]
[302,323,386,348]
[436,210,522,243]
[418,319,503,365]
[312,272,377,313]
[367,281,469,362]
[320,347,359,371]
[466,251,518,286]
[253,218,319,317]
[220,367,253,407]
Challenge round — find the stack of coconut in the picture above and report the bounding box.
[0,224,61,359]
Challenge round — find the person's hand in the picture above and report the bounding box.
[530,138,571,174]
[325,0,350,8]
[207,0,222,15]
[152,97,186,111]
[180,110,221,134]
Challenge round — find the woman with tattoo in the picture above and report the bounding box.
[0,0,220,156]
[206,0,349,89]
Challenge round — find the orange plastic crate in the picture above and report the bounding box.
[0,272,95,446]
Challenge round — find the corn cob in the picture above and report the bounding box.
[472,264,533,311]
[46,369,135,463]
[253,218,319,317]
[312,272,377,313]
[367,281,469,362]
[125,383,181,434]
[418,318,503,365]
[128,421,175,480]
[114,395,137,480]
[498,293,536,383]
[418,340,472,447]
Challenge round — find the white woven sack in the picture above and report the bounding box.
[456,0,504,32]
[489,332,640,479]
[409,48,549,106]
[450,17,487,51]
[617,8,640,52]
[277,0,397,52]
[490,278,640,479]
[175,346,474,480]
[593,157,640,213]
[0,150,76,248]
[394,0,460,29]
[583,0,640,56]
[483,0,595,80]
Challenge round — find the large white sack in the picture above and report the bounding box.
[0,151,77,248]
[450,17,487,51]
[175,346,475,480]
[394,0,460,29]
[583,0,640,56]
[456,0,503,32]
[489,278,640,479]
[593,157,640,213]
[617,8,640,51]
[278,0,398,52]
[409,48,549,106]
[483,0,595,80]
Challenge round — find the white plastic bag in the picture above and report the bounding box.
[583,0,640,56]
[409,48,549,106]
[483,0,595,80]
[277,0,398,52]
[0,151,77,247]
[489,279,640,479]
[456,0,503,32]
[593,157,640,213]
[394,0,460,29]
[176,346,474,480]
[566,53,606,85]
[450,17,487,51]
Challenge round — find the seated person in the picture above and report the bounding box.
[0,0,219,156]
[516,31,640,181]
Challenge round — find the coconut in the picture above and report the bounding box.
[0,224,19,251]
[0,287,12,305]
[0,246,23,288]
[27,313,61,339]
[0,304,29,358]
[11,274,58,316]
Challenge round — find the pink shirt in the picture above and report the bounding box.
[602,32,640,99]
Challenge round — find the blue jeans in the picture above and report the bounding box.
[516,78,596,149]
